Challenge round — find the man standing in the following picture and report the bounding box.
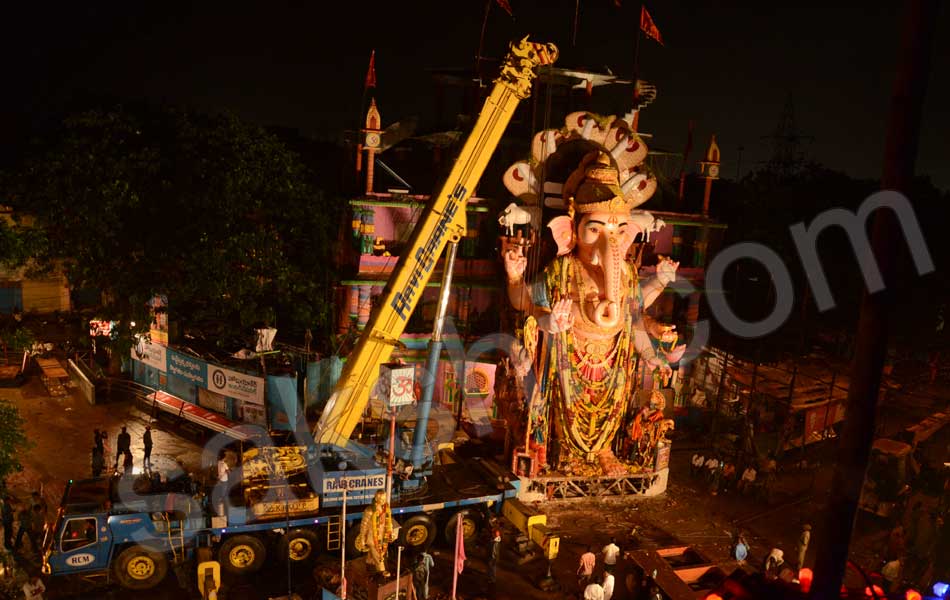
[602,570,615,600]
[413,550,435,600]
[738,464,757,494]
[583,582,604,600]
[601,537,620,570]
[214,453,231,516]
[763,548,784,580]
[30,505,45,553]
[14,504,35,555]
[720,462,736,493]
[691,453,705,478]
[30,492,47,517]
[115,427,131,468]
[1,496,14,549]
[733,531,749,564]
[577,545,596,587]
[143,426,153,469]
[797,524,811,568]
[487,521,502,585]
[704,455,719,484]
[91,446,105,478]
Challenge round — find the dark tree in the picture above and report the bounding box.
[3,105,343,356]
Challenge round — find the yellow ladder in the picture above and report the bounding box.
[326,515,342,551]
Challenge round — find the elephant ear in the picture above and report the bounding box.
[547,215,575,256]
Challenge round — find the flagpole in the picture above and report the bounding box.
[678,120,694,205]
[633,3,643,82]
[476,0,491,79]
[631,3,643,132]
[340,487,347,600]
[572,0,580,47]
[395,545,403,600]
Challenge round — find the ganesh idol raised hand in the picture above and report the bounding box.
[502,150,680,476]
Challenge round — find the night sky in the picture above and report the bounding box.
[2,1,948,189]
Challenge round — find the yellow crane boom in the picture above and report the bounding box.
[314,38,557,447]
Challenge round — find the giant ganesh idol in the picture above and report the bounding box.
[501,113,684,477]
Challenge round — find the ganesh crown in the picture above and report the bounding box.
[563,150,637,216]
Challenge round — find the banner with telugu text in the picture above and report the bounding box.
[166,348,207,386]
[207,364,265,405]
[131,338,167,372]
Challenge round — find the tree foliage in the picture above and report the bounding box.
[0,400,29,485]
[3,105,343,351]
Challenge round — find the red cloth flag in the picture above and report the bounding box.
[364,50,376,91]
[451,512,466,599]
[495,0,513,17]
[640,6,664,46]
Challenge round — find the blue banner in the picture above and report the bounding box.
[166,349,207,387]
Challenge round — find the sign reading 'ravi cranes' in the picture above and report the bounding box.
[322,473,386,494]
[206,365,265,405]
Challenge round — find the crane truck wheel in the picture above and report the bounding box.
[443,509,481,545]
[112,545,169,590]
[219,534,267,574]
[398,515,436,550]
[278,528,321,563]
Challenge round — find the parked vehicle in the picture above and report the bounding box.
[42,36,561,593]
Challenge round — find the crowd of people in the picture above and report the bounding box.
[576,539,620,600]
[90,424,154,478]
[689,449,777,500]
[1,491,47,559]
[1,489,49,598]
[884,493,950,592]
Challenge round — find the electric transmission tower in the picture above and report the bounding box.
[761,92,814,177]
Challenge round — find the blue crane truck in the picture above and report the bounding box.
[41,444,521,591]
[42,36,561,594]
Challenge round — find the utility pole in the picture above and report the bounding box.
[810,1,937,597]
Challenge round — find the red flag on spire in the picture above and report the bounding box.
[364,50,376,91]
[495,0,513,17]
[640,6,664,46]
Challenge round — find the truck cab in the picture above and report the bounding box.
[44,477,204,590]
[859,438,913,517]
[44,478,114,577]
